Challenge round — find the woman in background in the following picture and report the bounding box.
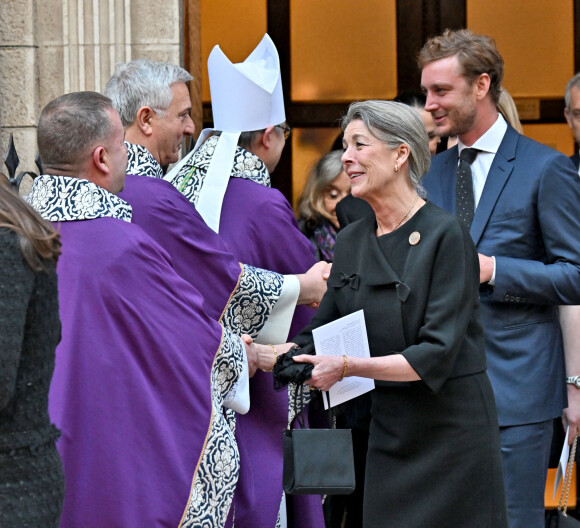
[297,150,350,261]
[0,179,64,527]
[497,88,524,133]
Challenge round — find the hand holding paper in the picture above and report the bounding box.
[295,310,375,408]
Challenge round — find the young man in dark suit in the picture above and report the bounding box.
[420,29,580,528]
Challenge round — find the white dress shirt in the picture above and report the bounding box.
[457,113,508,209]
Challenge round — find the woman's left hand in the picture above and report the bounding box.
[293,354,346,391]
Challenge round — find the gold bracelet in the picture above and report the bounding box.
[338,354,348,381]
[262,344,278,372]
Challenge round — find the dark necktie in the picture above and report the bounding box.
[456,148,479,229]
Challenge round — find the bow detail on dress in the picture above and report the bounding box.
[339,272,360,290]
[396,281,410,302]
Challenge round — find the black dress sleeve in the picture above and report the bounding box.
[402,221,483,392]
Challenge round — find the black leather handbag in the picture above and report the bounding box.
[546,511,580,528]
[282,382,356,495]
[283,425,356,495]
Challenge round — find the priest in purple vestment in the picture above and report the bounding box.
[166,35,324,528]
[28,91,280,528]
[103,59,328,346]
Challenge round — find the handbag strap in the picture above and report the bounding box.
[325,392,336,428]
[290,385,336,429]
[558,434,579,514]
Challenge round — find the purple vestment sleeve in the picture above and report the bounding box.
[218,179,324,528]
[120,175,289,340]
[120,174,243,321]
[51,218,243,527]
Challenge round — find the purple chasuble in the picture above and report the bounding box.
[218,179,323,528]
[119,174,242,321]
[50,218,243,527]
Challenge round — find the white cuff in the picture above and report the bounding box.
[254,274,299,344]
[223,341,250,414]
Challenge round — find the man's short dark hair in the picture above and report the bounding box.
[38,91,114,168]
[238,129,266,151]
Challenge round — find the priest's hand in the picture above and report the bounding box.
[240,334,259,377]
[241,335,296,377]
[297,261,332,308]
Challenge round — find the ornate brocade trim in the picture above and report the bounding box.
[168,135,271,207]
[180,329,245,527]
[275,494,284,528]
[288,382,310,426]
[230,142,270,187]
[126,142,164,179]
[220,264,284,339]
[26,175,132,222]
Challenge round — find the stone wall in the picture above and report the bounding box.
[0,0,183,193]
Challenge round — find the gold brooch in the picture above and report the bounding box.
[409,231,421,245]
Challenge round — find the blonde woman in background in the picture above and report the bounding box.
[497,89,523,133]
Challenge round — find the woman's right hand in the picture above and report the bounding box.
[293,354,346,391]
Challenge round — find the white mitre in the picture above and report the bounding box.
[166,33,285,233]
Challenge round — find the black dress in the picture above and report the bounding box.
[0,229,64,527]
[294,202,507,528]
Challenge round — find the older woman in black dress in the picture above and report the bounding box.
[292,100,507,527]
[0,180,64,526]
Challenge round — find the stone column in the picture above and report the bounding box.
[0,0,39,188]
[0,0,186,193]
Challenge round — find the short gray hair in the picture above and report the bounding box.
[341,100,431,195]
[38,91,114,168]
[565,72,580,110]
[104,59,193,127]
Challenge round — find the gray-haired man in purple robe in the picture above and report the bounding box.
[104,58,330,349]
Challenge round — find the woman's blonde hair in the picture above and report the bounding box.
[497,89,523,134]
